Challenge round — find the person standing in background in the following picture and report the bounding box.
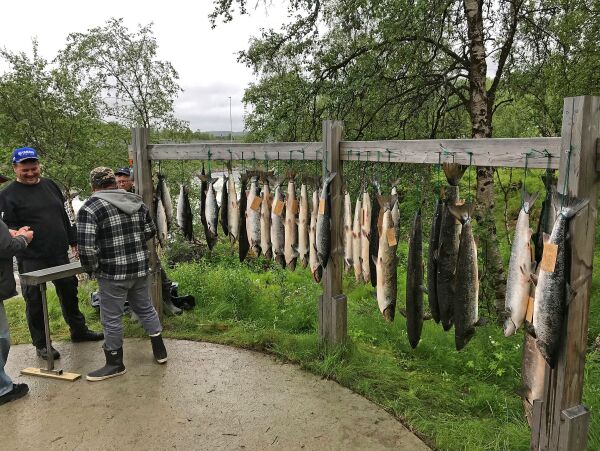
[0,172,34,404]
[115,167,134,193]
[77,167,167,381]
[0,147,103,361]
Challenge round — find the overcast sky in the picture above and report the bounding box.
[0,0,289,132]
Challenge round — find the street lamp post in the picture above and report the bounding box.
[228,96,233,142]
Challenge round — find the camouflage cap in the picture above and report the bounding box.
[90,166,116,187]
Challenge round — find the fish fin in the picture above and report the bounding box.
[515,386,532,399]
[522,191,540,214]
[524,322,537,338]
[442,163,467,186]
[475,317,487,327]
[448,202,475,224]
[527,228,533,241]
[422,312,433,321]
[420,285,428,294]
[552,188,589,219]
[398,307,407,318]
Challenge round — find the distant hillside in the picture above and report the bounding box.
[205,131,247,138]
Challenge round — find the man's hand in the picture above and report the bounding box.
[15,229,34,243]
[70,245,79,260]
[8,229,17,237]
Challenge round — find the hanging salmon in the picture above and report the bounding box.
[284,172,299,271]
[504,191,538,336]
[436,163,466,331]
[406,207,424,346]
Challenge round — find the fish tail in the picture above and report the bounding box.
[442,163,467,186]
[551,188,589,219]
[522,191,539,214]
[447,202,475,225]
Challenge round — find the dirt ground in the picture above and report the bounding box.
[2,339,429,450]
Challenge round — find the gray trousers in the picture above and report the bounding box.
[0,302,13,396]
[97,277,162,351]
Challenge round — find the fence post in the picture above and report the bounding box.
[319,120,346,345]
[531,96,599,450]
[131,127,163,316]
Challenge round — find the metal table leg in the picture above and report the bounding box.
[39,282,62,376]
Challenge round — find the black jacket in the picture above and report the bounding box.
[0,218,27,302]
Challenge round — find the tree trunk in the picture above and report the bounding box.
[464,0,506,320]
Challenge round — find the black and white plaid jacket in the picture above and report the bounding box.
[77,190,156,280]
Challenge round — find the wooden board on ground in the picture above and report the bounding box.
[21,367,81,381]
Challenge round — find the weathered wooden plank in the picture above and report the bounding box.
[536,96,599,450]
[340,137,561,168]
[147,142,323,161]
[20,262,83,286]
[331,294,348,345]
[320,121,344,345]
[132,128,163,316]
[20,367,81,381]
[531,399,544,451]
[558,405,590,451]
[144,138,561,169]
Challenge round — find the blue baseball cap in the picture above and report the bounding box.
[115,167,131,177]
[12,147,39,164]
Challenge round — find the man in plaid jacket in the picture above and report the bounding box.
[77,167,167,381]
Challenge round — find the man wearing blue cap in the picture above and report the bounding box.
[115,167,134,193]
[0,147,103,360]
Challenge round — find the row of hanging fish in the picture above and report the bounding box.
[160,164,339,282]
[503,171,587,369]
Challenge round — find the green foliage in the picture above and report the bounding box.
[0,42,128,192]
[58,18,184,130]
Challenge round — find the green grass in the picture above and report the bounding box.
[6,241,599,450]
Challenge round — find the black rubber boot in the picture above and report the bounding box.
[150,334,167,364]
[86,347,126,381]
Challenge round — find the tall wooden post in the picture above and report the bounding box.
[131,127,163,316]
[531,96,599,450]
[319,120,346,345]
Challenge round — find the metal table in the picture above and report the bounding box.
[19,262,84,381]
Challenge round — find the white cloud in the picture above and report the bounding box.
[0,0,289,132]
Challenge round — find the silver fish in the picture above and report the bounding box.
[260,179,272,260]
[361,190,372,283]
[532,190,587,367]
[158,175,174,229]
[298,183,310,268]
[344,191,353,270]
[227,168,240,245]
[205,179,219,250]
[284,173,299,270]
[309,189,322,282]
[220,174,229,236]
[504,191,538,336]
[156,197,168,248]
[316,172,337,268]
[176,184,193,242]
[376,207,397,321]
[437,163,467,331]
[352,196,363,282]
[246,176,262,256]
[448,203,479,350]
[271,182,286,268]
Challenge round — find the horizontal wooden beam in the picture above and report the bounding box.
[20,262,83,285]
[147,142,323,161]
[339,137,561,169]
[139,137,562,169]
